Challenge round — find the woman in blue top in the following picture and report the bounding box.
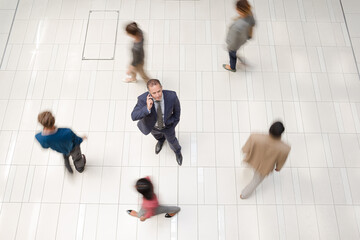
[35,111,87,173]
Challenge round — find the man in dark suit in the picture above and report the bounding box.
[131,79,182,165]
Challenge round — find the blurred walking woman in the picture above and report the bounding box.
[223,0,255,72]
[124,22,150,83]
[127,177,181,221]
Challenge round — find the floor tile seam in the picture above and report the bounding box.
[8,42,358,48]
[60,18,90,238]
[2,130,360,135]
[0,46,28,130]
[308,60,343,239]
[1,22,43,238]
[317,1,360,141]
[299,95,322,237]
[270,31,300,235]
[114,6,132,236]
[68,7,101,237]
[207,2,222,236]
[275,14,302,237]
[91,48,117,216]
[3,98,360,103]
[338,0,360,77]
[4,70,358,77]
[0,0,20,69]
[325,166,343,239]
[104,56,124,238]
[12,136,38,239]
[175,6,182,240]
[60,12,87,237]
[25,56,54,240]
[2,164,360,168]
[32,23,76,238]
[3,201,360,206]
[79,31,101,240]
[308,70,344,213]
[46,34,76,236]
[267,0,301,235]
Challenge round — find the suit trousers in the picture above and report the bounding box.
[151,127,181,154]
[241,170,265,199]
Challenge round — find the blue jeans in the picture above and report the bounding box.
[229,50,237,70]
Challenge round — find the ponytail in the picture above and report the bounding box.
[125,22,140,36]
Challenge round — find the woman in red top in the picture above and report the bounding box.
[127,177,181,221]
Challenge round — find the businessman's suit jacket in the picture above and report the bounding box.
[131,90,181,135]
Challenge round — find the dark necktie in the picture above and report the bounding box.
[156,101,164,129]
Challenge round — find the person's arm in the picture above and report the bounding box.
[226,24,238,50]
[241,135,252,154]
[35,134,49,149]
[70,129,83,146]
[275,150,290,171]
[248,27,253,39]
[39,141,49,149]
[172,93,181,128]
[131,95,152,121]
[248,16,256,39]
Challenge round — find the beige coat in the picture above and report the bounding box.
[242,133,291,177]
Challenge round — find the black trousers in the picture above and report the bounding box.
[151,127,181,154]
[63,145,86,172]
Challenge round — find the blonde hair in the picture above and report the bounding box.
[38,111,55,128]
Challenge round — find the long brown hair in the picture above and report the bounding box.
[236,0,252,16]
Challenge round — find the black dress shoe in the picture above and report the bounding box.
[74,154,86,173]
[165,213,174,218]
[155,141,164,154]
[176,152,182,166]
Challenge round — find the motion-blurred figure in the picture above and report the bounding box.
[127,177,181,221]
[240,121,291,199]
[35,111,87,173]
[223,0,255,72]
[124,22,150,83]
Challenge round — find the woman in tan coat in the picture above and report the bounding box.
[240,121,291,199]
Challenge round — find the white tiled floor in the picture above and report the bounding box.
[0,0,360,239]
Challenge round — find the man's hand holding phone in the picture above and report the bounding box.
[147,94,153,111]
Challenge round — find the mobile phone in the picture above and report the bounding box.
[148,92,154,102]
